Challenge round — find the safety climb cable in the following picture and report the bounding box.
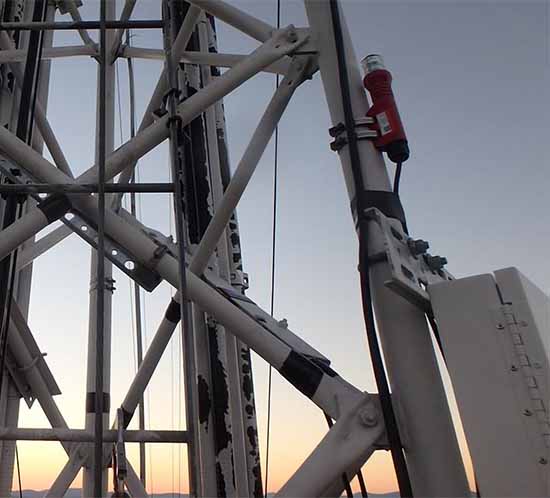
[264,1,281,496]
[323,412,369,497]
[324,413,354,498]
[15,443,22,498]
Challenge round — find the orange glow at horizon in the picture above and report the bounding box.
[14,436,474,495]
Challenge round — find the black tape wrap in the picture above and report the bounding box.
[121,406,133,428]
[37,193,71,223]
[279,351,324,399]
[165,298,181,323]
[353,190,406,227]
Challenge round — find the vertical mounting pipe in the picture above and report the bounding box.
[303,1,470,496]
[93,0,107,496]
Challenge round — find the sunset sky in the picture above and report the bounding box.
[10,0,550,495]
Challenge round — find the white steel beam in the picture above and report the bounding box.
[0,31,74,178]
[46,452,89,498]
[187,0,274,42]
[7,317,72,454]
[0,110,364,416]
[0,3,58,491]
[108,0,138,64]
[0,26,308,261]
[196,16,246,496]
[190,55,312,274]
[114,4,202,194]
[0,45,96,64]
[0,427,188,443]
[60,0,97,49]
[276,395,379,498]
[121,46,291,75]
[111,55,313,428]
[82,3,116,495]
[125,463,148,498]
[15,224,73,271]
[303,1,470,496]
[0,380,19,495]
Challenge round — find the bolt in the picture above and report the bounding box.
[359,406,378,427]
[524,409,533,417]
[539,458,548,465]
[287,30,298,43]
[510,365,518,372]
[496,323,505,330]
[278,318,288,329]
[424,254,448,271]
[408,238,430,256]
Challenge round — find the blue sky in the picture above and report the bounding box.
[11,0,549,493]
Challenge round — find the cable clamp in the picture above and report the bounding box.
[112,408,129,497]
[230,270,249,291]
[363,207,453,311]
[166,114,183,128]
[153,87,183,123]
[89,277,116,292]
[206,315,218,329]
[147,242,169,270]
[105,277,116,292]
[329,117,378,152]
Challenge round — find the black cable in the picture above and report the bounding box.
[125,27,147,488]
[328,1,413,496]
[475,475,481,497]
[426,312,446,363]
[163,1,198,494]
[393,162,402,194]
[15,443,22,498]
[264,1,281,496]
[324,413,355,498]
[357,469,369,498]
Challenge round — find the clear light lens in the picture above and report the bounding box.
[361,54,385,75]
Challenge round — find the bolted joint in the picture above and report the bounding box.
[286,28,298,44]
[358,404,378,427]
[230,270,249,291]
[408,238,429,256]
[278,318,289,329]
[424,254,448,271]
[206,315,218,329]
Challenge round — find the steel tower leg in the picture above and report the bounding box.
[202,15,263,496]
[0,0,55,494]
[82,2,116,496]
[0,1,24,492]
[0,378,19,495]
[197,15,251,497]
[303,1,470,496]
